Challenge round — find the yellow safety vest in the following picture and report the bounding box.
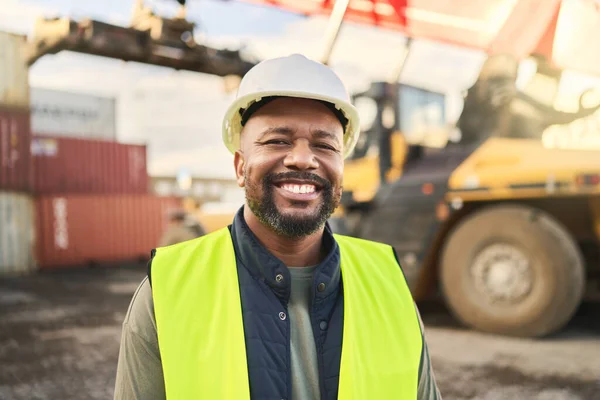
[151,227,422,399]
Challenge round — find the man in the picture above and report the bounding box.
[157,209,200,247]
[114,54,442,399]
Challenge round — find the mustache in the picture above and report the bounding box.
[264,171,331,189]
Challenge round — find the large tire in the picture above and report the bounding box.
[440,204,585,337]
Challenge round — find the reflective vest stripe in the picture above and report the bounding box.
[152,227,421,399]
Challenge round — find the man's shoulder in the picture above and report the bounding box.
[149,227,235,285]
[123,277,157,342]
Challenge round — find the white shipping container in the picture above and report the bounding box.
[30,88,116,139]
[0,32,29,108]
[0,192,35,275]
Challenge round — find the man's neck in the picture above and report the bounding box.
[243,206,324,267]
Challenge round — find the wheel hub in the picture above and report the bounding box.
[471,243,533,303]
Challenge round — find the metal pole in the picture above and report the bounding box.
[387,37,413,83]
[320,0,351,65]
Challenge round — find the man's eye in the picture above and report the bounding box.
[264,140,289,145]
[315,143,336,151]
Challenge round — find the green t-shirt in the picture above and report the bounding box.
[288,265,321,400]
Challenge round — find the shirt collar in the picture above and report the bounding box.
[229,206,341,303]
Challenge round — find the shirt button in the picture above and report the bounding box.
[279,312,287,321]
[275,274,284,284]
[319,321,328,331]
[317,282,326,292]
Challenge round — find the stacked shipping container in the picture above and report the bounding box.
[0,32,35,275]
[30,134,176,268]
[32,136,149,194]
[29,100,181,268]
[0,31,180,275]
[30,114,179,269]
[36,195,179,269]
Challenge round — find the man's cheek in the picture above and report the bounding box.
[334,189,343,205]
[335,180,343,195]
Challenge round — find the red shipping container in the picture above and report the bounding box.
[32,135,149,194]
[0,107,32,192]
[35,194,182,269]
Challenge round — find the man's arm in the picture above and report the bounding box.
[416,305,443,400]
[114,277,165,400]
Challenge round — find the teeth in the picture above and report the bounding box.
[282,184,315,194]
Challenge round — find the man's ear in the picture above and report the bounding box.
[234,151,245,187]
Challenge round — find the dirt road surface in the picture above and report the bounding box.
[1,266,599,400]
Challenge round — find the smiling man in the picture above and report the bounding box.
[114,54,441,400]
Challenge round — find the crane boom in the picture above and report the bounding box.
[235,0,600,77]
[24,1,257,78]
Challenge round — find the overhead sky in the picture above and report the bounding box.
[1,0,598,178]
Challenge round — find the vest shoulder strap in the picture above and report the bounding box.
[333,233,412,284]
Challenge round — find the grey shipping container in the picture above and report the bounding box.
[30,88,116,140]
[0,32,29,108]
[0,192,35,275]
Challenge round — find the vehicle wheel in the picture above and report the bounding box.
[440,204,585,337]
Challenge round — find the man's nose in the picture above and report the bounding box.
[283,140,319,170]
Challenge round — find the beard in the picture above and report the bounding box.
[245,170,340,239]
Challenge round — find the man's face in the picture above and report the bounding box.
[234,97,345,238]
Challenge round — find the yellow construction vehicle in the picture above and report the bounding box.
[233,0,600,337]
[330,62,600,338]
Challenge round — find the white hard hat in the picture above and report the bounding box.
[222,54,361,159]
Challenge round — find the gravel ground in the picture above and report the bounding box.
[419,301,600,400]
[1,266,599,400]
